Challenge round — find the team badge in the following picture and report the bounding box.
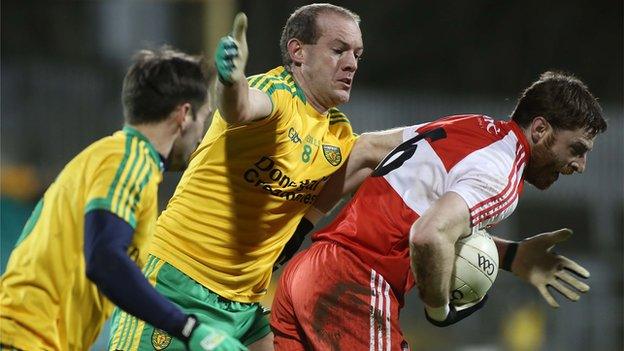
[322,144,342,166]
[151,328,172,350]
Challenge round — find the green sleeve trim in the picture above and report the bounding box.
[14,199,44,247]
[85,198,113,213]
[85,198,137,229]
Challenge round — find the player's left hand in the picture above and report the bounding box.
[511,228,590,308]
[215,12,248,85]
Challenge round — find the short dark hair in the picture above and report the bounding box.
[511,71,607,136]
[122,46,214,124]
[279,3,360,69]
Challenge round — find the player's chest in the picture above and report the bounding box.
[274,118,347,178]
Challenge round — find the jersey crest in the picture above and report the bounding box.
[151,329,172,350]
[322,144,342,166]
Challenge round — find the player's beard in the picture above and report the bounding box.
[525,133,562,190]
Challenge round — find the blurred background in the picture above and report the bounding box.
[1,0,622,350]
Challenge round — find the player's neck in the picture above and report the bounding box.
[290,67,330,114]
[129,122,177,159]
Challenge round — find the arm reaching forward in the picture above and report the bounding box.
[314,128,404,212]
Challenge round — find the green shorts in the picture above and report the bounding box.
[108,255,271,350]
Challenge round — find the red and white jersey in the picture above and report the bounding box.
[312,114,530,303]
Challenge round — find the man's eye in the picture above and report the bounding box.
[571,146,585,155]
[333,49,343,54]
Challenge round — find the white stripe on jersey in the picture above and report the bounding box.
[370,269,392,351]
[469,144,527,225]
[376,273,383,350]
[384,280,391,351]
[369,269,377,351]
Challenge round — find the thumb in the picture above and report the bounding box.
[231,12,248,46]
[546,228,573,246]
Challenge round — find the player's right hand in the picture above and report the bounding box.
[424,294,488,327]
[215,12,248,86]
[185,316,247,351]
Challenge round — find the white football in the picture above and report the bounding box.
[450,229,499,307]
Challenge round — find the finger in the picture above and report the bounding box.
[538,284,559,308]
[555,270,590,293]
[231,12,248,46]
[224,48,239,60]
[548,280,580,302]
[546,228,573,247]
[560,256,590,278]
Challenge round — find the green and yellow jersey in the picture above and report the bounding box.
[150,66,357,303]
[0,126,163,351]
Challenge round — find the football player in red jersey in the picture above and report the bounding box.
[271,71,607,350]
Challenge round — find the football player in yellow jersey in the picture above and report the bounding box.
[108,4,403,351]
[0,47,246,351]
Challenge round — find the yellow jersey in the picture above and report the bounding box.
[150,66,357,303]
[0,126,163,351]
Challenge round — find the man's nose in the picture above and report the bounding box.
[571,154,587,173]
[341,52,358,72]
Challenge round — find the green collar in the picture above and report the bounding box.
[123,125,164,172]
[278,67,307,103]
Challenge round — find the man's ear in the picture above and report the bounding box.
[287,38,304,66]
[172,103,192,131]
[529,116,551,144]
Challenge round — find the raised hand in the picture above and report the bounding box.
[215,13,248,85]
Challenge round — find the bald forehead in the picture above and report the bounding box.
[315,12,363,48]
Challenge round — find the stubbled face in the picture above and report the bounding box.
[525,127,595,190]
[167,100,212,171]
[299,12,363,110]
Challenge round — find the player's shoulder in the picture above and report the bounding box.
[80,128,161,174]
[74,132,124,164]
[247,66,305,102]
[328,107,350,125]
[326,107,355,142]
[416,114,524,172]
[420,114,498,136]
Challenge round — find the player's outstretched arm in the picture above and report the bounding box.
[215,12,271,124]
[84,210,247,351]
[494,229,590,308]
[313,128,405,213]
